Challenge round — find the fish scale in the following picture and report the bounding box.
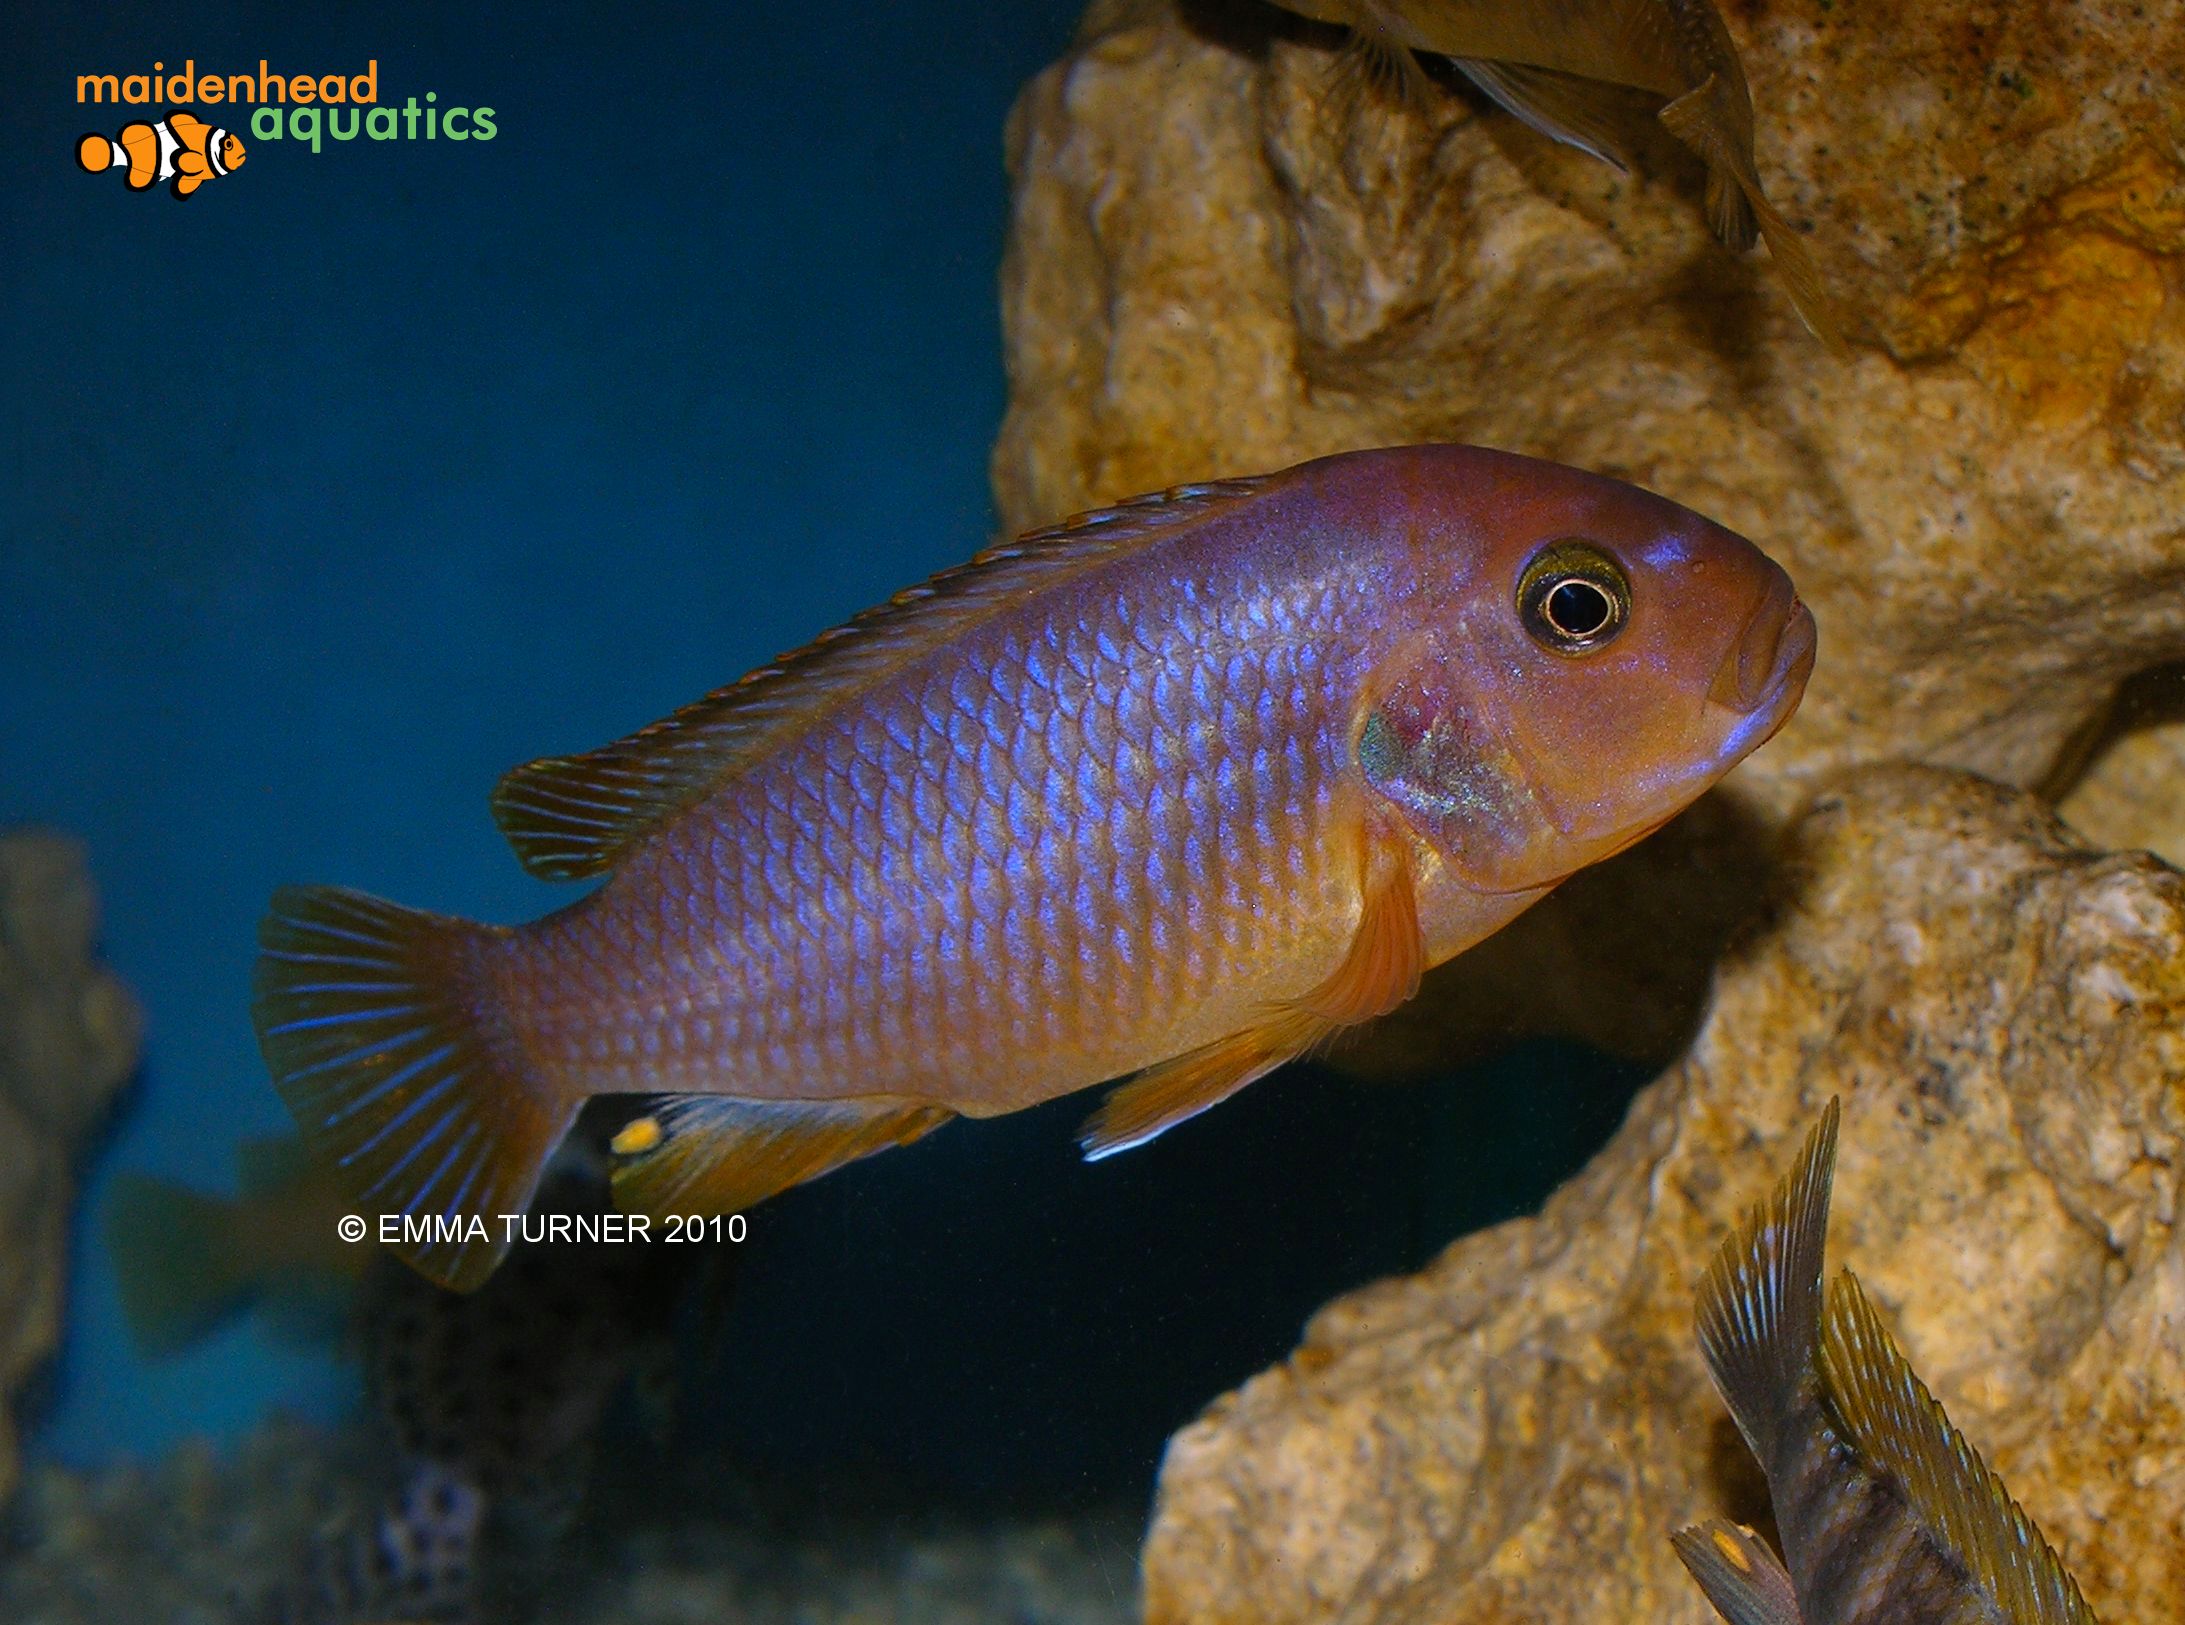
[254,444,1812,1289]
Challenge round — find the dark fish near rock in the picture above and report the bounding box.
[1676,1101,2100,1624]
[254,1161,720,1625]
[1268,0,1845,349]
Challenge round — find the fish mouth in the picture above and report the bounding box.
[1710,583,1817,757]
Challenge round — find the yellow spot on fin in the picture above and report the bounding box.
[611,1096,953,1219]
[1819,1271,2099,1624]
[491,478,1273,881]
[1080,832,1424,1158]
[1670,1520,1800,1625]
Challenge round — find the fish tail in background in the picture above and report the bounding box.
[253,886,577,1293]
[104,1173,250,1355]
[1693,1098,1839,1466]
[1657,79,1846,353]
[1670,1520,1803,1625]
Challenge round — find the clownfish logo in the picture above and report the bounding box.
[76,111,244,198]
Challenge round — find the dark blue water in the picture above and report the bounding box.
[5,0,1643,1502]
[3,0,1084,1467]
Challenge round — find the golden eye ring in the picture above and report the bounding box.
[1518,540,1631,654]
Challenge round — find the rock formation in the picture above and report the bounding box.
[0,833,141,1505]
[996,0,2185,830]
[995,0,2185,1066]
[992,6,2185,1615]
[1139,768,2184,1623]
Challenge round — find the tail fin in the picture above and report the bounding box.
[104,1173,251,1355]
[253,885,575,1293]
[76,134,117,174]
[1694,1098,1839,1467]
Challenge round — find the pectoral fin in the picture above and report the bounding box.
[1670,1522,1803,1625]
[1079,832,1426,1158]
[610,1095,953,1219]
[1334,0,1436,107]
[1658,77,1846,353]
[1450,58,1646,172]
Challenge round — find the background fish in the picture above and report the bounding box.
[261,1164,713,1625]
[255,443,1813,1291]
[1269,0,1843,349]
[1676,1101,2100,1625]
[107,1133,367,1355]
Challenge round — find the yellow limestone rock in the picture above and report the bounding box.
[994,0,2185,1063]
[0,834,141,1505]
[996,0,2185,828]
[1137,769,2185,1623]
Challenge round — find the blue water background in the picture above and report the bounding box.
[3,0,1643,1501]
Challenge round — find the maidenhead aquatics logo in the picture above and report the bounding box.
[75,61,495,200]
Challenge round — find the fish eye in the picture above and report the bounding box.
[1517,541,1630,654]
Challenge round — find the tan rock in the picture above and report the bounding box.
[995,0,2185,833]
[0,833,142,1506]
[2057,664,2185,868]
[1138,767,2185,1623]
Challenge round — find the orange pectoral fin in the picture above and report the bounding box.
[1079,829,1427,1159]
[119,123,159,188]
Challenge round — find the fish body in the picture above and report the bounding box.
[76,110,244,197]
[256,444,1812,1290]
[1268,0,1840,347]
[1676,1102,2101,1625]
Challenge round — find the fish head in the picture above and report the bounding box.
[1361,455,1814,894]
[219,133,245,170]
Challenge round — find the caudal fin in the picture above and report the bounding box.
[253,885,575,1292]
[105,1173,250,1355]
[1693,1099,1839,1468]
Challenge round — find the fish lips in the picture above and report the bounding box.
[1711,587,1817,756]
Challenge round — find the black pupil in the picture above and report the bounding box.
[1545,578,1612,638]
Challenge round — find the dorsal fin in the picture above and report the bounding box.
[1694,1099,1838,1467]
[491,477,1272,880]
[1819,1270,2100,1625]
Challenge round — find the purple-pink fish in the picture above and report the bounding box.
[256,444,1815,1290]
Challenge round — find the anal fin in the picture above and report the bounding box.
[1670,1521,1803,1625]
[1079,833,1425,1159]
[610,1095,953,1219]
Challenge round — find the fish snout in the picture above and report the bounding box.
[1709,569,1815,718]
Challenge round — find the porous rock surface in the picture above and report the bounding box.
[996,0,2185,833]
[0,833,141,1505]
[1138,768,2185,1623]
[994,0,2185,1069]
